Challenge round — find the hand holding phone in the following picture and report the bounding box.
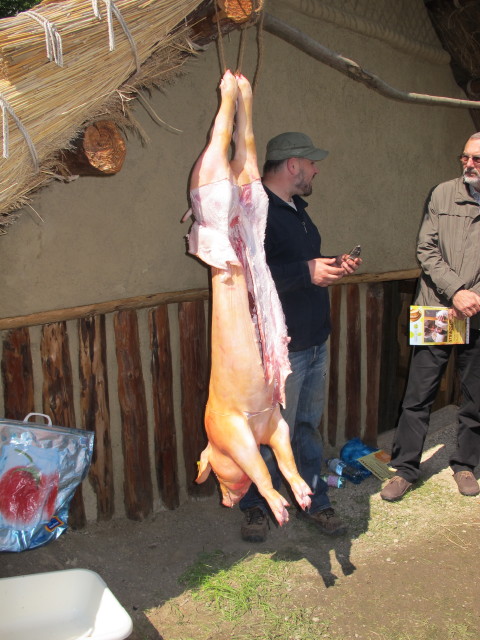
[348,244,361,260]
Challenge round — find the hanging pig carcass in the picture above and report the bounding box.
[184,71,311,525]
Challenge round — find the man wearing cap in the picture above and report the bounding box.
[240,132,362,542]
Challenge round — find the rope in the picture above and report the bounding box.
[215,0,265,82]
[24,10,64,66]
[2,102,8,159]
[92,0,140,73]
[214,1,228,74]
[252,8,264,93]
[236,24,247,73]
[0,93,39,171]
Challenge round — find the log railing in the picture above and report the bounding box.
[1,269,429,526]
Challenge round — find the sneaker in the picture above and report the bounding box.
[453,471,480,496]
[380,475,412,502]
[296,507,347,536]
[241,507,269,542]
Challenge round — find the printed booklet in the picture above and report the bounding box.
[357,450,394,481]
[409,305,470,345]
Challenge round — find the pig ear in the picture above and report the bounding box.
[196,444,212,483]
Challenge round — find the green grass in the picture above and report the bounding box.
[177,550,329,639]
[154,473,479,640]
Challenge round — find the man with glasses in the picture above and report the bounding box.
[381,132,480,502]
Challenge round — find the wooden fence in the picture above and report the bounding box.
[1,269,459,526]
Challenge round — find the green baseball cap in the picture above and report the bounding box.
[265,132,329,162]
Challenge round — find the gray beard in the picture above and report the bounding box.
[463,170,480,191]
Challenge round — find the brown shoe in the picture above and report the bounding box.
[453,471,480,496]
[380,475,412,502]
[297,507,347,536]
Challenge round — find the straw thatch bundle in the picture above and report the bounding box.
[0,0,208,231]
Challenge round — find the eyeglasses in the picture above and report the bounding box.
[459,154,480,165]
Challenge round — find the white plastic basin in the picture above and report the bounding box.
[0,568,133,640]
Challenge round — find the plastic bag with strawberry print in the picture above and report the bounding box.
[0,413,94,552]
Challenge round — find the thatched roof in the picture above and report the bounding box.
[1,0,479,233]
[425,0,480,129]
[0,0,258,232]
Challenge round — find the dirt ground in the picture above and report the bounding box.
[1,405,479,640]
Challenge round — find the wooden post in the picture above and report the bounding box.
[178,300,214,496]
[149,305,180,510]
[345,284,361,441]
[327,286,342,447]
[78,315,114,520]
[364,283,384,446]
[114,310,153,520]
[1,327,34,420]
[41,322,87,529]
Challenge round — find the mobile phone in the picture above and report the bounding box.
[348,244,361,260]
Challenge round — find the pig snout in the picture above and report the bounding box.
[218,477,251,508]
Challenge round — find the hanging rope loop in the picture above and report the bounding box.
[214,0,265,86]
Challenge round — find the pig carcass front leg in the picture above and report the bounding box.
[260,407,312,511]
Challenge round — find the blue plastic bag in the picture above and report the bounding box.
[339,437,378,479]
[0,413,94,552]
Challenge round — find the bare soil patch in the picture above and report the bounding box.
[1,406,479,640]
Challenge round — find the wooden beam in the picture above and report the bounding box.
[41,322,87,529]
[263,13,480,110]
[345,284,361,441]
[178,300,214,497]
[114,310,153,520]
[338,268,420,286]
[79,315,114,521]
[0,288,210,330]
[364,283,384,446]
[59,121,126,177]
[327,285,342,447]
[0,271,420,331]
[149,305,180,510]
[1,327,34,420]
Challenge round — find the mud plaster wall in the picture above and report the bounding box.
[0,1,475,518]
[1,3,475,317]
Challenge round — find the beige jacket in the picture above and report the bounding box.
[415,177,480,329]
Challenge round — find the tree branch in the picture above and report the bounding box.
[263,13,480,109]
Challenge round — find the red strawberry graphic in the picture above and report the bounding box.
[0,464,43,525]
[0,449,60,526]
[41,472,60,521]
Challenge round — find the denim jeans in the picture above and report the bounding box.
[239,343,330,515]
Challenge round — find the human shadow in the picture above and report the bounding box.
[266,470,382,588]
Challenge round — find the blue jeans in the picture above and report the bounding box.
[239,343,330,515]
